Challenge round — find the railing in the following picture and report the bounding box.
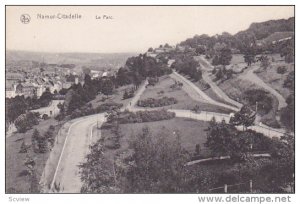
[209,180,253,193]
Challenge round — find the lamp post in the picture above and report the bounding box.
[255,101,258,113]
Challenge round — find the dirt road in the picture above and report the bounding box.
[239,65,287,110]
[46,81,147,193]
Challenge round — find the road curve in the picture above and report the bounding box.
[168,109,285,138]
[196,56,243,109]
[49,113,105,193]
[170,71,239,112]
[47,81,148,193]
[239,66,287,110]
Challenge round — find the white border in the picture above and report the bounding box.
[1,1,298,204]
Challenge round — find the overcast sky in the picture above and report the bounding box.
[6,6,294,53]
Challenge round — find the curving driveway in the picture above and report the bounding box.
[196,56,243,109]
[239,66,287,110]
[170,71,239,112]
[44,73,286,193]
[45,82,147,193]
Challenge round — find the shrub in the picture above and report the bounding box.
[243,89,273,114]
[96,103,123,113]
[137,97,177,108]
[107,109,176,124]
[123,88,135,99]
[42,114,49,120]
[19,140,29,153]
[277,66,287,74]
[69,102,123,120]
[170,80,183,90]
[15,112,39,133]
[148,77,159,86]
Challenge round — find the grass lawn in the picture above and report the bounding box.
[255,55,294,100]
[139,75,232,114]
[88,85,134,109]
[5,118,63,193]
[97,117,212,171]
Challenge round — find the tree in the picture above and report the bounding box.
[205,118,238,157]
[24,154,40,193]
[283,71,294,90]
[230,105,256,131]
[280,94,295,132]
[148,47,154,52]
[79,142,117,193]
[31,129,40,153]
[80,127,209,193]
[39,88,52,107]
[15,112,39,133]
[280,38,294,63]
[101,78,114,96]
[196,46,206,55]
[205,118,256,161]
[260,55,270,70]
[212,47,232,68]
[6,95,28,123]
[37,134,49,153]
[24,154,36,175]
[244,49,256,66]
[19,140,29,153]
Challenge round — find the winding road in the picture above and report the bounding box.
[170,71,239,112]
[46,81,147,193]
[239,65,287,110]
[45,68,286,193]
[196,56,243,109]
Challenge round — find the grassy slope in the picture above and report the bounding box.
[255,54,294,99]
[216,54,290,128]
[139,75,231,114]
[98,118,211,170]
[6,118,62,193]
[88,85,133,109]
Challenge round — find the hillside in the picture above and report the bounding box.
[179,17,294,54]
[238,17,294,40]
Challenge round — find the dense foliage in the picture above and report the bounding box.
[171,56,202,81]
[242,89,273,114]
[137,97,177,108]
[14,112,40,133]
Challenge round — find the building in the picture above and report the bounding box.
[15,83,37,98]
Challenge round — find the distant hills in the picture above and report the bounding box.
[6,50,137,71]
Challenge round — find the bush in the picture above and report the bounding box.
[170,81,183,90]
[15,112,39,133]
[69,102,123,119]
[107,109,176,124]
[123,88,135,99]
[277,66,287,74]
[42,114,49,120]
[148,77,159,86]
[243,89,273,114]
[137,97,177,108]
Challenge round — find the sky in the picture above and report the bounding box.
[6,6,294,53]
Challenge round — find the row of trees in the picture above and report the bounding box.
[6,88,53,125]
[59,54,171,117]
[116,54,172,88]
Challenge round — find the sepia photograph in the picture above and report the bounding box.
[5,5,295,195]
